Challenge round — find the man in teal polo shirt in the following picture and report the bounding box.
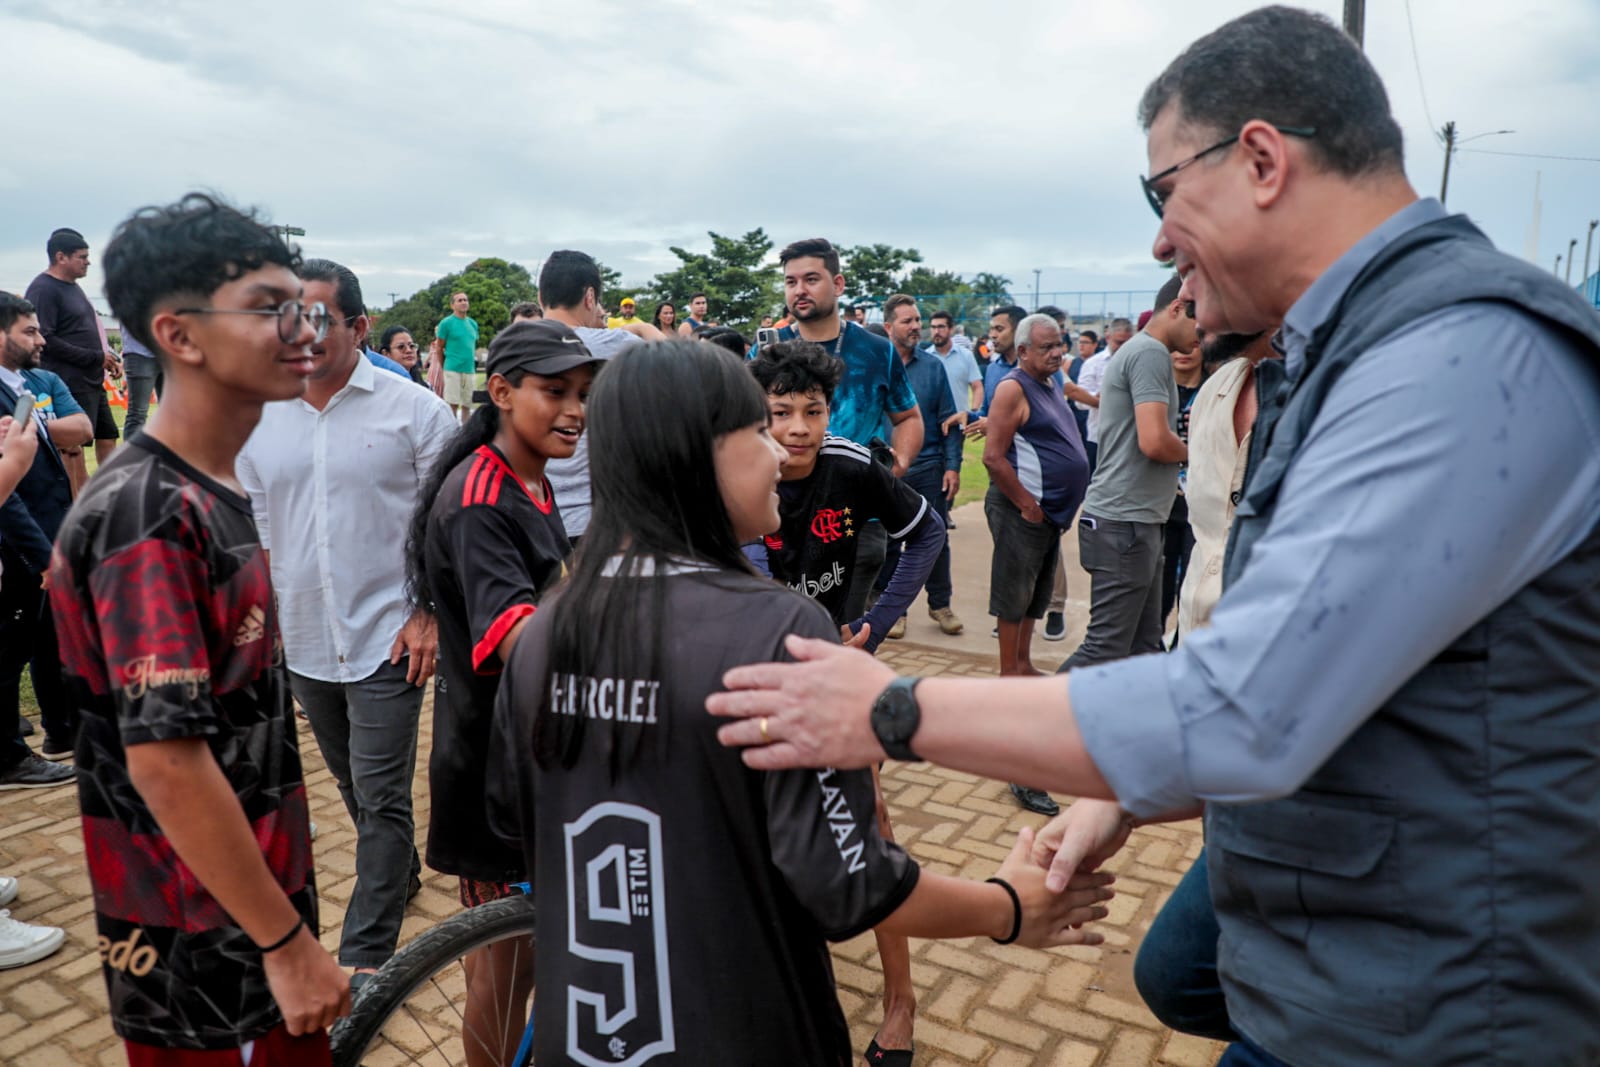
[435,290,479,421]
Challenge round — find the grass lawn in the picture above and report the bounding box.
[952,435,990,509]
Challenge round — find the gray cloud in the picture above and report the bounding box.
[2,0,1596,313]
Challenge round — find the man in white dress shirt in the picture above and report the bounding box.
[238,259,457,985]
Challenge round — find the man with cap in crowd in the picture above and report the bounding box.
[606,297,643,329]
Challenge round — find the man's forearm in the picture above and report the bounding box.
[48,414,92,447]
[128,739,303,947]
[908,675,1114,798]
[889,410,922,473]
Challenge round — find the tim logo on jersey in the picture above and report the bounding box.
[564,803,676,1067]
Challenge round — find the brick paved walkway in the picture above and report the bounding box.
[0,504,1219,1066]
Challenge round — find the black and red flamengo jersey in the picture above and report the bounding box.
[47,436,316,1051]
[422,443,569,882]
[763,435,928,623]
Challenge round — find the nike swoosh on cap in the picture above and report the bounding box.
[562,337,583,344]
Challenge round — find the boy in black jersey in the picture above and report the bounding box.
[49,194,347,1063]
[748,341,946,653]
[747,340,947,1061]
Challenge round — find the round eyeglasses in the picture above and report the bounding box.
[172,300,332,344]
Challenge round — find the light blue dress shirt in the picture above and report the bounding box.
[1072,198,1600,818]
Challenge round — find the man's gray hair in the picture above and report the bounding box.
[1109,317,1134,333]
[1015,313,1059,350]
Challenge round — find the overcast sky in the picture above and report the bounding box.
[2,0,1597,318]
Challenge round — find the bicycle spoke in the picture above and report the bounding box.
[402,999,453,1066]
[500,937,520,1064]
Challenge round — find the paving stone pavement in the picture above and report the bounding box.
[0,502,1219,1066]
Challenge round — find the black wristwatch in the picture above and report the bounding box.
[871,677,923,761]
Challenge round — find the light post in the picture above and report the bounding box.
[1032,269,1041,309]
[1583,220,1599,301]
[1567,239,1579,285]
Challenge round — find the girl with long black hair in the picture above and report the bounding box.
[405,318,603,1067]
[488,340,1114,1065]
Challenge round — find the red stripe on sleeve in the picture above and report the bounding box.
[471,604,536,674]
[461,456,488,508]
[487,468,504,506]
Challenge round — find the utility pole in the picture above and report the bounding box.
[1343,0,1365,46]
[1566,239,1578,285]
[388,291,400,306]
[1555,254,1563,277]
[1583,220,1598,296]
[274,225,305,244]
[1439,125,1514,207]
[1439,122,1456,205]
[1032,269,1041,309]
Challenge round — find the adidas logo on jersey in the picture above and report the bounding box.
[233,605,267,647]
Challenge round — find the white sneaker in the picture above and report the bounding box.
[0,909,65,969]
[0,877,16,907]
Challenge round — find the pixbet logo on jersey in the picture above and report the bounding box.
[789,562,846,600]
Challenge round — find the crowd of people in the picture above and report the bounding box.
[3,5,1600,1067]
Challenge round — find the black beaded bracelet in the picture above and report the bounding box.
[257,916,305,954]
[986,877,1023,945]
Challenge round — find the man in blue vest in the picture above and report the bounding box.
[706,8,1600,1067]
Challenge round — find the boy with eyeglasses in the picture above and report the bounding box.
[49,193,348,1065]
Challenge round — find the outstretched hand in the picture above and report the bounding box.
[1031,798,1135,892]
[709,634,895,771]
[997,826,1115,949]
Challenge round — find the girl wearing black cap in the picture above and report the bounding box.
[403,318,603,1065]
[485,340,1114,1065]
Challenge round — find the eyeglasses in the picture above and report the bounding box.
[1140,125,1316,218]
[173,300,331,344]
[389,341,419,352]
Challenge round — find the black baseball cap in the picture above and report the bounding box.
[485,319,600,378]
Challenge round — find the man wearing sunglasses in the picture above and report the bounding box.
[705,8,1600,1066]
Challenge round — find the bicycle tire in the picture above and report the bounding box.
[330,894,537,1067]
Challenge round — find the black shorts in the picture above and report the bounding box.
[985,486,1061,621]
[70,385,119,441]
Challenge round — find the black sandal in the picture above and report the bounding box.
[864,1038,914,1066]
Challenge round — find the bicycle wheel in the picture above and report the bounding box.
[331,894,537,1067]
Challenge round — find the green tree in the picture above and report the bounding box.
[969,272,1015,303]
[647,229,781,332]
[373,256,537,348]
[840,244,923,304]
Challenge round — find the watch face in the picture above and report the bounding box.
[874,680,919,747]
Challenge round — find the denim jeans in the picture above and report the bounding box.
[122,352,162,441]
[1057,514,1165,672]
[874,464,953,611]
[290,658,424,967]
[1217,1034,1295,1066]
[1134,847,1234,1041]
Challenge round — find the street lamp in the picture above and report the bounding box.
[1567,238,1579,285]
[1439,124,1514,206]
[1582,220,1598,295]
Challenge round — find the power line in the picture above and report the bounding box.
[1457,147,1600,164]
[1402,0,1440,146]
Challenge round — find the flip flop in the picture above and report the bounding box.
[864,1038,914,1066]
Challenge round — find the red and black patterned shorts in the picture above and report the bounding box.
[458,877,520,909]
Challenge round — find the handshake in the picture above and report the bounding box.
[982,799,1131,950]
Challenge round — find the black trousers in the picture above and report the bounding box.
[1160,495,1195,644]
[0,564,73,761]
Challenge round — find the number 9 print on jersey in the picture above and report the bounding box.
[564,802,675,1066]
